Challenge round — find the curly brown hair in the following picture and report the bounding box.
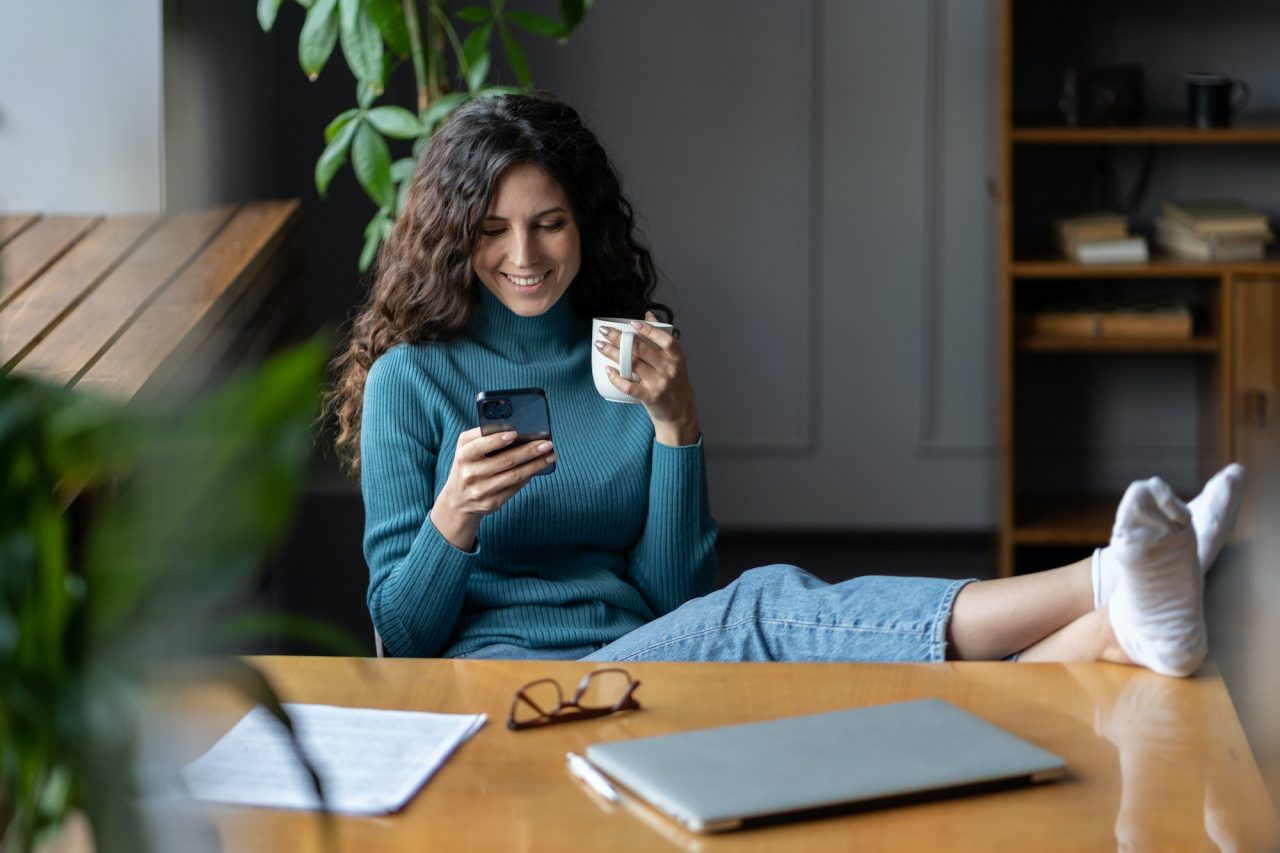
[325,92,672,474]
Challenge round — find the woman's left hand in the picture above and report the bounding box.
[597,312,702,446]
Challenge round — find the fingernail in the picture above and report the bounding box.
[599,326,613,336]
[503,432,517,441]
[631,320,645,330]
[594,339,605,350]
[537,442,552,452]
[607,366,617,376]
[546,454,558,464]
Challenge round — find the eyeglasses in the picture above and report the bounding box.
[507,668,641,731]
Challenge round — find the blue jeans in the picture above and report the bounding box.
[456,565,972,663]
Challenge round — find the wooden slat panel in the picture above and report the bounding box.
[0,214,39,248]
[11,205,237,387]
[0,215,101,307]
[133,224,304,399]
[76,201,301,402]
[0,215,158,370]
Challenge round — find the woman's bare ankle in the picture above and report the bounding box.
[1019,607,1136,665]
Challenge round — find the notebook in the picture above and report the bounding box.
[584,698,1065,833]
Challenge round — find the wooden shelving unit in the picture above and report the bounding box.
[1017,336,1219,354]
[1011,125,1280,145]
[1011,252,1280,279]
[997,1,1280,576]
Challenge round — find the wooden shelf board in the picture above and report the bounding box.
[1011,123,1280,145]
[1011,250,1280,279]
[1018,335,1218,353]
[1013,495,1118,545]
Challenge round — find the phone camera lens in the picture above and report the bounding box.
[481,399,513,419]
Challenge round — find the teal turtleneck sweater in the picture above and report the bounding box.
[360,288,718,658]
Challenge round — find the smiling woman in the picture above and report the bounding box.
[326,93,673,477]
[473,164,582,317]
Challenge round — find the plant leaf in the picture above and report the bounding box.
[423,92,467,131]
[359,207,393,272]
[465,50,491,93]
[351,122,395,208]
[396,174,412,217]
[455,5,491,24]
[366,0,411,55]
[324,108,361,144]
[82,336,329,647]
[499,24,530,88]
[392,159,417,217]
[389,156,417,183]
[357,79,378,109]
[366,106,422,139]
[461,21,492,69]
[559,0,585,31]
[339,0,385,90]
[298,0,339,80]
[257,0,286,31]
[315,116,359,198]
[338,0,358,35]
[507,10,563,39]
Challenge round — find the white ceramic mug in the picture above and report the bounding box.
[591,317,675,404]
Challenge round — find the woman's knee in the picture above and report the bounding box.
[734,564,822,593]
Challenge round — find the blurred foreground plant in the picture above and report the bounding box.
[0,336,357,852]
[257,0,593,270]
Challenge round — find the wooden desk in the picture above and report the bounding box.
[170,657,1279,852]
[0,202,301,402]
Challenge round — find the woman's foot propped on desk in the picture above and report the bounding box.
[1106,477,1207,677]
[1092,463,1245,608]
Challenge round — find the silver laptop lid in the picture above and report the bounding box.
[585,698,1065,833]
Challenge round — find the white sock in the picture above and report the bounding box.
[1092,463,1246,608]
[1106,476,1207,677]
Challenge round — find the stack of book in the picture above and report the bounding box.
[1053,213,1149,264]
[1020,297,1192,340]
[1155,200,1274,262]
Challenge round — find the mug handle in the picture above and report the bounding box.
[618,328,634,380]
[1232,79,1251,116]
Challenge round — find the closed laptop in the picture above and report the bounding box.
[585,698,1065,833]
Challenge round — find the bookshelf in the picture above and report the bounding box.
[997,0,1280,576]
[1011,125,1280,145]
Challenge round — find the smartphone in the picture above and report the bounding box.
[475,388,555,475]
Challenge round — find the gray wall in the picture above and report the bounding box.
[524,0,1000,529]
[10,0,1242,532]
[0,0,164,212]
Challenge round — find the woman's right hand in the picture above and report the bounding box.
[430,427,557,550]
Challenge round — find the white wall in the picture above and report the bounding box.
[0,0,164,213]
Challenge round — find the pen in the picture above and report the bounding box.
[566,752,620,803]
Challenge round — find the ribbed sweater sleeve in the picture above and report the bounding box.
[628,438,718,615]
[361,347,473,657]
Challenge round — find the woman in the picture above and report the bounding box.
[327,92,1245,677]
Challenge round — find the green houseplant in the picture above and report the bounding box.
[257,0,594,270]
[0,337,355,852]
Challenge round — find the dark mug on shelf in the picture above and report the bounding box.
[1186,72,1250,128]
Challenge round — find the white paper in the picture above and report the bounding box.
[181,703,486,815]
